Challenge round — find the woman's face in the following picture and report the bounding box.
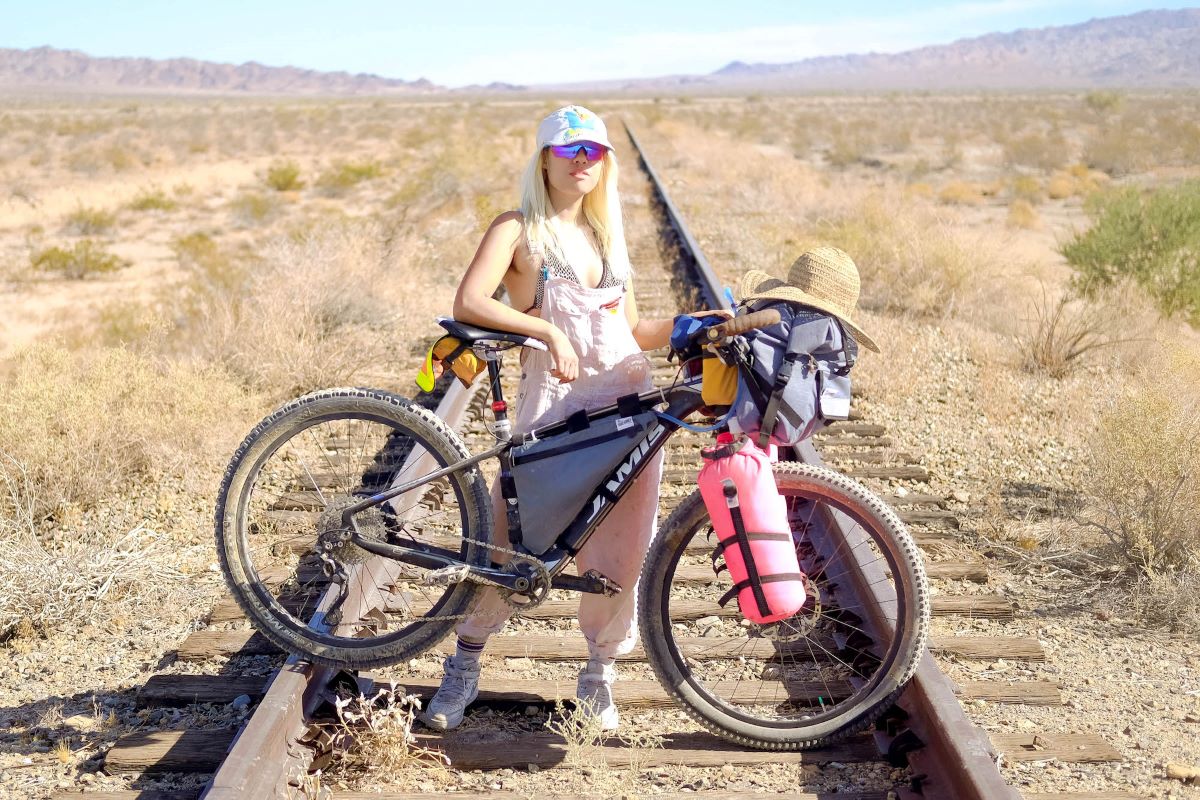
[542,142,606,199]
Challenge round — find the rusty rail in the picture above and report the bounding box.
[625,120,1020,800]
[200,376,485,799]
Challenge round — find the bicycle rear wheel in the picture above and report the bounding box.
[638,460,930,750]
[215,387,491,669]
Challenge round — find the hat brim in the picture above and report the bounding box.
[739,269,880,353]
[546,133,614,151]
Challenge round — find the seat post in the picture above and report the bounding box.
[485,359,512,442]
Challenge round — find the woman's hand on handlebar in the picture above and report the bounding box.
[547,328,579,383]
[689,308,733,321]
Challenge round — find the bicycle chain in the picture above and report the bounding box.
[373,533,552,624]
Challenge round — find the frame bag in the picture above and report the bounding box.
[510,410,658,555]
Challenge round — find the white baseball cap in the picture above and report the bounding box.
[536,105,613,151]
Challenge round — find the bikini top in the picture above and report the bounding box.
[528,246,624,312]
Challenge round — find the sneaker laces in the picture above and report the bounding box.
[433,659,478,705]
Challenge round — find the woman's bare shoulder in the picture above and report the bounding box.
[488,210,525,237]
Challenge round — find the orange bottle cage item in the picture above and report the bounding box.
[416,336,485,393]
[701,357,738,406]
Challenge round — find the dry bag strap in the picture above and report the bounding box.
[724,480,771,618]
[757,346,799,449]
[710,531,793,575]
[718,573,807,609]
[710,532,793,559]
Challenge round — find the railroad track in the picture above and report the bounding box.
[54,123,1133,800]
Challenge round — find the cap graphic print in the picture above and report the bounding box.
[536,105,613,151]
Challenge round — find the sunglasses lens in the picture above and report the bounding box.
[551,143,606,161]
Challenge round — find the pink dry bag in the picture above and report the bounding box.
[697,432,807,624]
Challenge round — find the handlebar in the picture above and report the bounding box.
[705,309,781,342]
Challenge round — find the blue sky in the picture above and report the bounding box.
[5,1,1196,87]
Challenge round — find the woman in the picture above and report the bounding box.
[423,105,725,732]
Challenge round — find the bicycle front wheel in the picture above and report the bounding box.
[215,387,491,670]
[638,460,930,750]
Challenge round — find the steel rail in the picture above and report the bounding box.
[624,120,1019,800]
[201,378,484,800]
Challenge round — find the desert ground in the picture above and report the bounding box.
[1,91,1198,798]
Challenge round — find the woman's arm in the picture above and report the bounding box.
[453,212,579,382]
[624,279,731,351]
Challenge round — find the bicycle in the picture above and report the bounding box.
[215,309,931,750]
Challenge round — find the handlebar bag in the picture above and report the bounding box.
[510,410,659,555]
[732,300,857,447]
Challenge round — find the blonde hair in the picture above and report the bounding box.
[518,145,631,282]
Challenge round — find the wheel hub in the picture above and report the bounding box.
[316,496,383,567]
[756,574,823,642]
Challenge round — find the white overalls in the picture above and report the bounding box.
[456,270,664,661]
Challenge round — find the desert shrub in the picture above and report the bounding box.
[1085,346,1200,584]
[1017,288,1127,378]
[264,160,304,191]
[0,478,181,639]
[938,181,983,205]
[228,191,279,226]
[1011,176,1042,203]
[174,221,401,397]
[1045,173,1076,200]
[323,687,448,779]
[815,195,982,317]
[30,241,129,278]
[63,205,117,235]
[1007,199,1040,229]
[1084,90,1124,114]
[1062,182,1200,322]
[126,188,178,212]
[1083,120,1154,176]
[316,159,384,196]
[0,343,249,524]
[1005,131,1069,171]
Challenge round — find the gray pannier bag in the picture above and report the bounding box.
[510,409,659,554]
[732,299,858,448]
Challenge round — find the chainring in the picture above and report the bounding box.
[499,554,552,612]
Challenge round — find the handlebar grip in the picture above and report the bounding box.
[707,309,781,341]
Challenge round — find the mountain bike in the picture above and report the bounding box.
[215,310,931,749]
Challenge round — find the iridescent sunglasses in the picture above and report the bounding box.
[548,141,607,161]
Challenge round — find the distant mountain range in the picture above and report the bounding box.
[0,46,439,94]
[3,8,1199,95]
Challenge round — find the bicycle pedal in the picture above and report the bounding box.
[421,565,471,586]
[581,569,622,597]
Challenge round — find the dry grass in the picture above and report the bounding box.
[170,220,405,397]
[0,343,250,523]
[317,685,449,792]
[1007,199,1040,229]
[62,205,118,235]
[1085,345,1200,573]
[815,194,989,318]
[0,456,184,640]
[1016,287,1130,378]
[543,697,664,795]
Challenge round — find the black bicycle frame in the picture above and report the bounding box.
[341,368,708,594]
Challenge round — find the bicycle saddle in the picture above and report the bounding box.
[437,317,548,350]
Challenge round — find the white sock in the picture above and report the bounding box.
[454,637,486,668]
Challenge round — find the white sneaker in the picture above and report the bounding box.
[575,660,619,732]
[421,657,480,731]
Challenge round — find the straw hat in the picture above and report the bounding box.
[738,246,879,353]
